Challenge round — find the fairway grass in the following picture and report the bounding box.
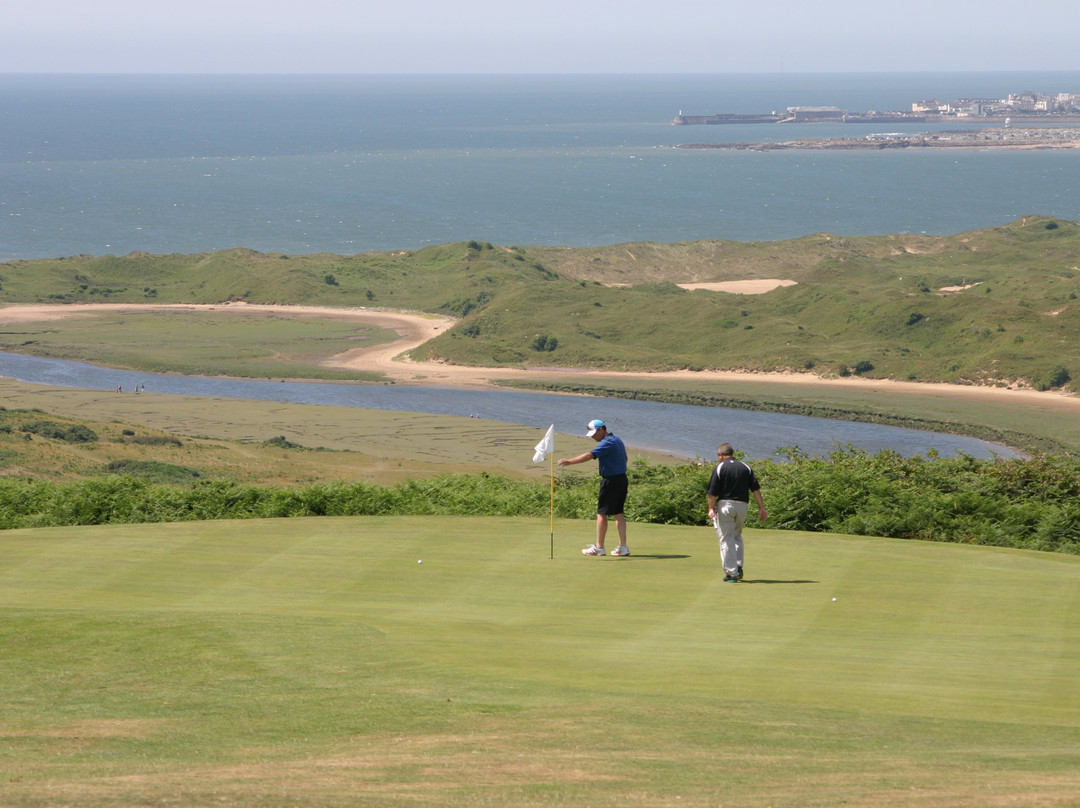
[2,517,1079,807]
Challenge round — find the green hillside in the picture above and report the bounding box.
[3,216,1079,390]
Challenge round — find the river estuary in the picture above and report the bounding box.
[0,351,1018,461]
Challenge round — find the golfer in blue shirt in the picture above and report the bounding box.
[558,419,630,557]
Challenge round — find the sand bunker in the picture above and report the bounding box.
[677,279,797,294]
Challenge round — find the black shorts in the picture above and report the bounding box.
[596,473,628,515]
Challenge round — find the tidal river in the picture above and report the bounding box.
[0,351,1017,461]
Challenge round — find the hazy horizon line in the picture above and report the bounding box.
[5,68,1080,78]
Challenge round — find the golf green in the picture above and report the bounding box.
[2,516,1078,807]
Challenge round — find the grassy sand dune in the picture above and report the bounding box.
[2,516,1078,807]
[4,217,1080,391]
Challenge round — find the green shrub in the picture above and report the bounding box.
[263,435,304,449]
[127,435,184,447]
[531,335,558,352]
[105,461,202,484]
[1048,365,1071,388]
[21,421,99,443]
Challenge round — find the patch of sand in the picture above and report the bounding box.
[2,302,1078,410]
[677,279,797,294]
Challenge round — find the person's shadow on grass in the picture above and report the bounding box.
[611,557,817,581]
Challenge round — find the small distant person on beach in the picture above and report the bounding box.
[558,419,630,557]
[707,443,767,582]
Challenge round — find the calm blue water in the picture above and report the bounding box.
[0,351,1016,460]
[2,72,1079,259]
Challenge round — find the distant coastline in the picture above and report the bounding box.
[673,127,1080,151]
[672,112,1080,125]
[672,87,1080,126]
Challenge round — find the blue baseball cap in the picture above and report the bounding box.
[586,419,606,437]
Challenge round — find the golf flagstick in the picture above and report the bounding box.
[531,424,556,559]
[549,450,555,559]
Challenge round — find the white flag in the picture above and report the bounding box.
[532,424,555,463]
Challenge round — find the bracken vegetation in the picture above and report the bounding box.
[2,450,1078,554]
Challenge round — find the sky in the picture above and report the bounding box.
[4,0,1078,74]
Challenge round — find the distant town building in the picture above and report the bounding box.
[1055,92,1079,110]
[946,98,1005,117]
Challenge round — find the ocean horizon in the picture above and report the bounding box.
[2,71,1079,261]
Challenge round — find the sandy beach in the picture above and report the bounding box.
[3,301,1079,412]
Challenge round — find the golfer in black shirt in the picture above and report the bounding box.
[706,443,767,582]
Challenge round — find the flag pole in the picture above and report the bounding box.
[532,424,556,559]
[549,451,555,559]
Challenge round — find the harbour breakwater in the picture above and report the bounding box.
[672,112,928,125]
[673,127,1080,151]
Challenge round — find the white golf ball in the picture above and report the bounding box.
[418,560,423,564]
[832,597,837,602]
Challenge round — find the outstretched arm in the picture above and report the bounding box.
[558,452,595,467]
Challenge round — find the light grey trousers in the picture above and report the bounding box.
[712,500,749,575]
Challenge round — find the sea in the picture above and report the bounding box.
[2,71,1079,260]
[1,71,1075,459]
